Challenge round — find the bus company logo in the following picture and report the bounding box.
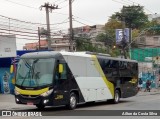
[2,111,12,116]
[129,78,137,84]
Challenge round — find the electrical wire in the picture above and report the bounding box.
[112,0,129,6]
[4,0,38,9]
[126,0,154,14]
[73,15,98,25]
[73,19,90,26]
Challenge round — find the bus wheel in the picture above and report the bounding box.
[36,104,45,110]
[113,90,120,104]
[67,93,77,110]
[108,90,120,104]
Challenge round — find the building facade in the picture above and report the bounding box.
[23,36,71,51]
[73,25,105,40]
[135,35,160,48]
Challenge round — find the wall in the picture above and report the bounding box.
[0,50,41,94]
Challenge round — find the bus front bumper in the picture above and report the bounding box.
[15,94,52,106]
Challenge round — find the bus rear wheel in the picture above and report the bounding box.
[109,90,120,104]
[67,93,77,110]
[113,90,120,103]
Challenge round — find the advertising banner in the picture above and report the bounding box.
[116,28,129,44]
[0,35,17,58]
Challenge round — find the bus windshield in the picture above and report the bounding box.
[16,58,55,87]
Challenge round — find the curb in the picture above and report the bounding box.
[136,91,160,96]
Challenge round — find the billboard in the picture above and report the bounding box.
[116,28,130,44]
[0,35,17,58]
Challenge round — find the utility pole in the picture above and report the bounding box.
[122,16,127,59]
[40,3,59,50]
[38,27,40,50]
[69,0,74,52]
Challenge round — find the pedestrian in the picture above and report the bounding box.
[145,80,151,92]
[138,78,143,91]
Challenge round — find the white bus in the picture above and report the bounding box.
[14,51,138,109]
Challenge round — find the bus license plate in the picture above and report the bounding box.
[27,102,33,105]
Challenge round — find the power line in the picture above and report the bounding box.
[126,0,154,14]
[73,19,90,26]
[0,14,46,25]
[0,28,38,35]
[112,0,129,6]
[4,0,38,9]
[120,0,133,5]
[54,0,63,3]
[0,22,38,32]
[73,15,98,25]
[56,0,67,5]
[0,32,38,40]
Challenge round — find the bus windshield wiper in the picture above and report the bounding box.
[31,59,39,86]
[20,71,30,87]
[20,59,32,87]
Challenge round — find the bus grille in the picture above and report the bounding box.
[21,94,39,98]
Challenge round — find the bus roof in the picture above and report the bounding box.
[20,51,137,63]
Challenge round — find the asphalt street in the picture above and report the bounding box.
[0,89,160,119]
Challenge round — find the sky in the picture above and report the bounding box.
[0,0,160,50]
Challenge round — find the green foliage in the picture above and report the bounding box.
[104,19,122,41]
[113,5,149,29]
[110,48,121,57]
[75,37,106,53]
[96,33,114,45]
[145,21,160,35]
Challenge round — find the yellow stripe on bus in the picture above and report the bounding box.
[91,55,114,98]
[15,87,49,95]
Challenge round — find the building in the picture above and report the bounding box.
[73,25,105,40]
[148,14,160,23]
[131,48,160,88]
[23,25,105,51]
[135,35,160,48]
[23,36,71,51]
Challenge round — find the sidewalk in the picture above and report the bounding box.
[136,88,160,96]
[0,94,33,110]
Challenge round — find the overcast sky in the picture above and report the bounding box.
[0,0,160,49]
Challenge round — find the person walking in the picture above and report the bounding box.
[145,80,151,92]
[138,78,143,91]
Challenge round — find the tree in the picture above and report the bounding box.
[103,5,149,58]
[145,20,160,35]
[113,5,149,29]
[104,19,123,40]
[75,36,106,53]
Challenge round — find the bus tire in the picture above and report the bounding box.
[36,104,45,110]
[113,90,120,104]
[67,92,77,110]
[109,90,120,104]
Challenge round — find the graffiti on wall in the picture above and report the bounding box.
[0,68,14,94]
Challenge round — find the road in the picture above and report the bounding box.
[0,92,160,116]
[1,92,160,118]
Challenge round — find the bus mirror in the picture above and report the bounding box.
[59,64,63,73]
[10,65,13,73]
[12,78,15,84]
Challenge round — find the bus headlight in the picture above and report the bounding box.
[14,89,20,95]
[40,89,53,97]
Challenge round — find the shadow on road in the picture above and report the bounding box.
[19,99,133,112]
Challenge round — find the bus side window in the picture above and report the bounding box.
[111,60,119,76]
[60,63,67,80]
